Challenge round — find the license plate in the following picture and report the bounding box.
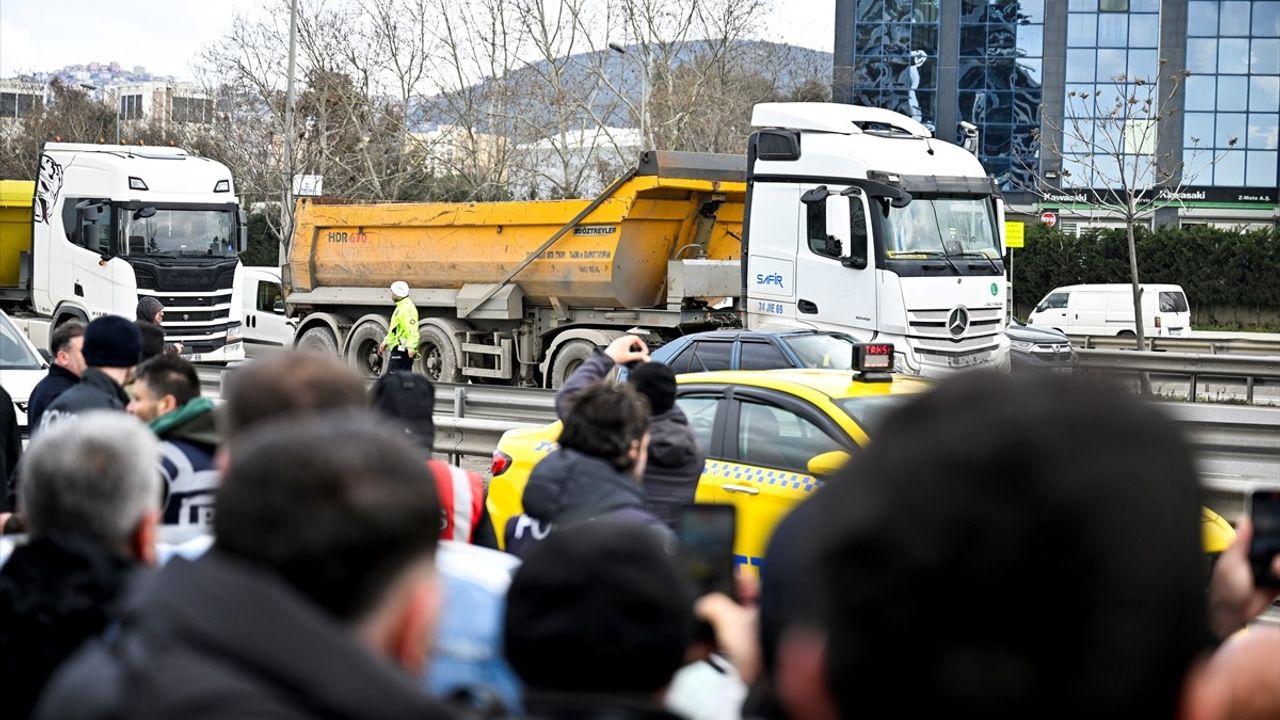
[182,353,203,362]
[948,351,991,369]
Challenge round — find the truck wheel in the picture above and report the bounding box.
[549,340,596,389]
[297,326,339,357]
[347,323,387,378]
[416,325,461,383]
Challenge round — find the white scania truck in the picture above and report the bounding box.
[744,102,1009,375]
[1,143,246,362]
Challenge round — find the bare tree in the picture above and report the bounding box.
[1020,64,1231,367]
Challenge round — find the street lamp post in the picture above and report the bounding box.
[608,42,651,151]
[280,0,300,265]
[80,83,121,144]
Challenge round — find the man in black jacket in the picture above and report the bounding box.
[505,522,693,720]
[0,413,161,720]
[25,319,85,432]
[553,335,704,528]
[511,382,670,557]
[35,412,457,720]
[35,315,140,436]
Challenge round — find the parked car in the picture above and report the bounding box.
[617,329,860,382]
[240,267,296,356]
[1027,283,1191,338]
[1006,318,1077,372]
[489,361,928,568]
[0,309,49,432]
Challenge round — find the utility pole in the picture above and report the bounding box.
[279,0,299,265]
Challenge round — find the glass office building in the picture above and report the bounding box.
[834,0,1278,223]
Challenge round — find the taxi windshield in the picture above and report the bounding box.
[834,395,909,433]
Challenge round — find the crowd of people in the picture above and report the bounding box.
[0,298,1277,719]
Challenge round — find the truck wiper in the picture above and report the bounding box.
[890,250,963,275]
[954,251,1002,274]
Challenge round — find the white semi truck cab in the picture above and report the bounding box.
[25,143,246,361]
[743,103,1009,376]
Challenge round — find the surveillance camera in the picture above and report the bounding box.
[959,121,979,136]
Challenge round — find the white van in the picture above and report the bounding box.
[240,267,296,355]
[1027,284,1191,337]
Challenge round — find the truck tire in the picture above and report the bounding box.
[416,325,461,383]
[297,326,339,357]
[549,340,597,389]
[347,322,387,378]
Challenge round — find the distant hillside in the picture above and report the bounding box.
[414,39,833,133]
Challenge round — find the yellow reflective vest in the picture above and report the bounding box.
[384,296,420,351]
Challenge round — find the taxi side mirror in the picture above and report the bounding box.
[807,450,851,477]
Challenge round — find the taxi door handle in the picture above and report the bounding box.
[723,484,760,496]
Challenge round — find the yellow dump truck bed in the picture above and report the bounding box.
[287,152,747,310]
[0,180,34,290]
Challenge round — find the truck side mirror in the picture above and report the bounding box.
[839,188,870,270]
[825,194,851,259]
[237,209,249,254]
[132,207,157,220]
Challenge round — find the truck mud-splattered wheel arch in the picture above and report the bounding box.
[549,340,597,390]
[296,326,339,356]
[346,322,387,378]
[415,325,460,383]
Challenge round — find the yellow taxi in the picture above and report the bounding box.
[486,352,1237,569]
[488,354,932,567]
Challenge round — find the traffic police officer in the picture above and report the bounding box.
[379,281,419,374]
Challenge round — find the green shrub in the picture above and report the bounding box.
[1012,224,1280,315]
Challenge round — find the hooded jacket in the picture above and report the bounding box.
[35,368,129,436]
[26,363,80,433]
[554,350,705,528]
[151,398,220,526]
[34,551,458,720]
[0,535,139,720]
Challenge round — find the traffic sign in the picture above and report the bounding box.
[1040,211,1057,228]
[1004,221,1025,248]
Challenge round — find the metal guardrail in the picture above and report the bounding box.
[1074,348,1280,403]
[198,365,1277,519]
[1071,334,1280,356]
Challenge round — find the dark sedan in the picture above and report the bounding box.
[619,329,859,379]
[1006,319,1077,372]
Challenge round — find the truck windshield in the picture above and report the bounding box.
[121,208,237,258]
[882,197,1000,259]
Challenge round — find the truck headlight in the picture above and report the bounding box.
[225,322,242,344]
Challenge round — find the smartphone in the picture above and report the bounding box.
[1250,490,1280,589]
[677,503,737,600]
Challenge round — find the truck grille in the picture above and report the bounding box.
[907,306,1003,357]
[139,289,234,350]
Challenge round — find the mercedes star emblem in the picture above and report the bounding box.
[947,306,970,338]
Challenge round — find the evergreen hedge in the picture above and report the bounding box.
[1010,224,1280,316]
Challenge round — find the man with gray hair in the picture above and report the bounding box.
[0,412,161,720]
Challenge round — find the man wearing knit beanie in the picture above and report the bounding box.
[36,316,142,436]
[553,335,705,529]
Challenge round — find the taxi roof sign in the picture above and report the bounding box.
[853,342,894,381]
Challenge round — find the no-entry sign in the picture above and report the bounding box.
[1040,211,1057,228]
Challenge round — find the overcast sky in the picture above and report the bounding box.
[0,0,834,80]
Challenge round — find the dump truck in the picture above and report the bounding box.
[283,102,1009,387]
[0,143,247,362]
